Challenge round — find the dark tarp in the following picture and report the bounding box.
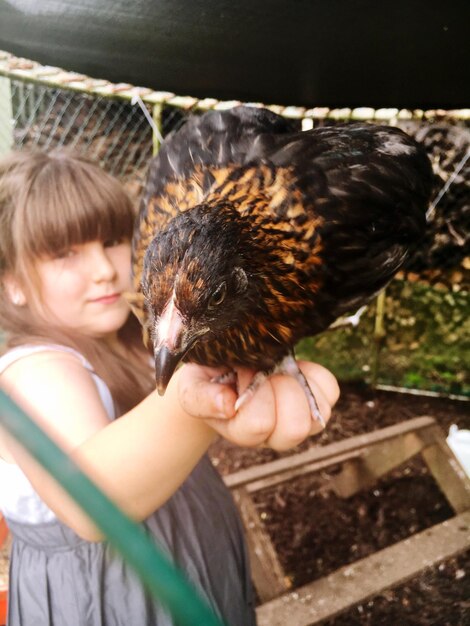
[0,0,468,108]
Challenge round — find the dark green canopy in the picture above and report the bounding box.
[0,0,468,108]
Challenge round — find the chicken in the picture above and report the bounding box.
[131,106,433,424]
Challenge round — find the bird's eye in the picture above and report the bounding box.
[208,282,227,308]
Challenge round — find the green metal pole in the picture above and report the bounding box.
[0,388,226,626]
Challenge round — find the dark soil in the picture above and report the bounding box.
[209,381,470,625]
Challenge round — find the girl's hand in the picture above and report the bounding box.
[178,361,339,451]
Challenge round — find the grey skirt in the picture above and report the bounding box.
[6,455,256,626]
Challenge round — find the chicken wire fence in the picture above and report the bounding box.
[0,51,468,398]
[0,76,186,200]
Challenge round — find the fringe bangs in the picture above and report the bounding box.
[17,155,136,261]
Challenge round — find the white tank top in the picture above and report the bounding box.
[0,344,116,523]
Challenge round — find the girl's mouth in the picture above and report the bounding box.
[91,293,121,305]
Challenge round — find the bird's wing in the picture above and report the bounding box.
[244,122,433,322]
[130,107,301,324]
[201,121,433,330]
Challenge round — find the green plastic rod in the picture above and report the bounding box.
[0,388,226,626]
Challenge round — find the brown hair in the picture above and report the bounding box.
[0,149,153,414]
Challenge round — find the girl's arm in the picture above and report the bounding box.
[0,351,216,540]
[0,352,339,541]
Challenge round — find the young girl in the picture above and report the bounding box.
[0,150,338,626]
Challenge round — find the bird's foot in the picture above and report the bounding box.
[210,370,238,386]
[234,354,325,428]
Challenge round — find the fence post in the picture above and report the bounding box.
[0,76,13,155]
[371,288,386,386]
[152,103,163,155]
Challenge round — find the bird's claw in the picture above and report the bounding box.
[234,390,251,413]
[210,370,238,386]
[234,370,267,412]
[234,355,326,428]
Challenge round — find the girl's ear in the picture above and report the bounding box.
[3,275,26,306]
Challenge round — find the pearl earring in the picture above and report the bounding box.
[12,293,23,306]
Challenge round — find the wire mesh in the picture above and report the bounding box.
[0,78,196,199]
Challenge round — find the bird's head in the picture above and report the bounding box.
[141,204,254,394]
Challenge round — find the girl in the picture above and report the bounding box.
[0,150,338,626]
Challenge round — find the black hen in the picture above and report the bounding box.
[131,106,433,423]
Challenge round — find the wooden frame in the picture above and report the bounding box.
[224,416,470,620]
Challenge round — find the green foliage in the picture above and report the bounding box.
[296,279,469,395]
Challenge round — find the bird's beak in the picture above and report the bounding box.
[153,297,210,395]
[154,346,183,396]
[153,297,185,395]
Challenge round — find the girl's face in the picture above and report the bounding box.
[33,239,132,338]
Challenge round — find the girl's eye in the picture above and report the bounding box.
[208,282,227,308]
[54,248,76,260]
[104,238,124,248]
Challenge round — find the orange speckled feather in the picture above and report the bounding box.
[131,106,432,371]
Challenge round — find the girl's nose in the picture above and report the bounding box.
[89,243,117,282]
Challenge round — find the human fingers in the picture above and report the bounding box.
[177,364,238,420]
[203,379,277,447]
[178,361,339,449]
[261,361,339,451]
[206,362,339,449]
